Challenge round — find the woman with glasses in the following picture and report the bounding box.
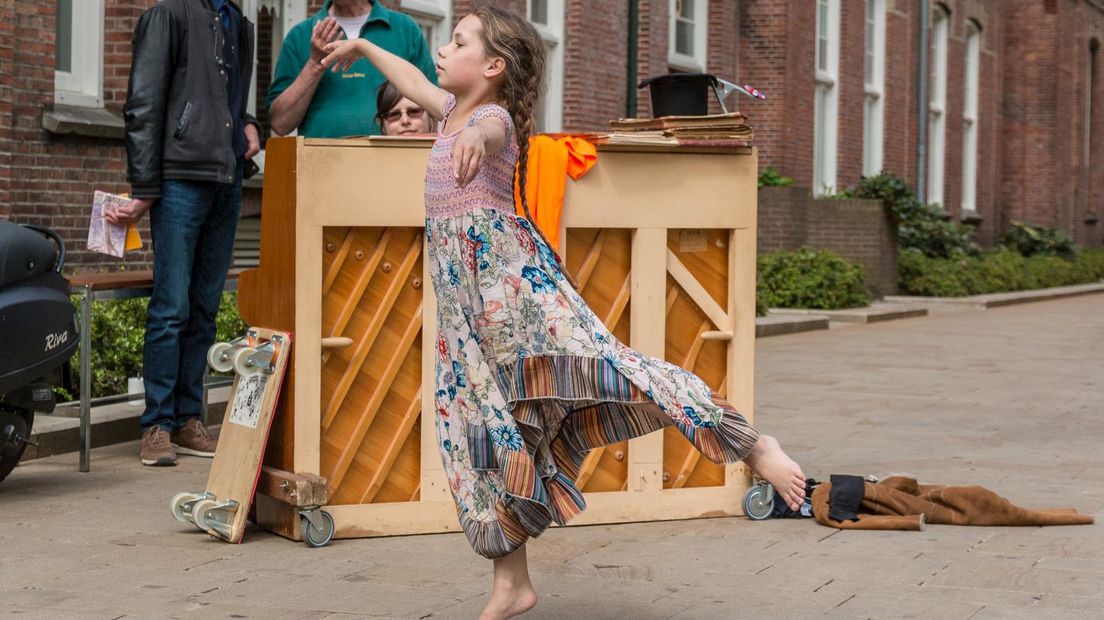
[374,81,434,135]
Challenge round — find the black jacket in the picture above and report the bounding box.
[124,0,258,199]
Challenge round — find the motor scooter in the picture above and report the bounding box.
[0,219,79,484]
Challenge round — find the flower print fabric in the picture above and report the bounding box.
[424,93,760,559]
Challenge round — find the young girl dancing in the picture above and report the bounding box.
[322,7,806,619]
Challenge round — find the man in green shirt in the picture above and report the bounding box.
[267,0,437,138]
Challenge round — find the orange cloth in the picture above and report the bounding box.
[513,135,598,248]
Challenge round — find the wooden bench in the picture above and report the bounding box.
[68,268,241,472]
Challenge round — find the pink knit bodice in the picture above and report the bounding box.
[425,94,519,219]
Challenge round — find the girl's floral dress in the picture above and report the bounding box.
[425,94,760,559]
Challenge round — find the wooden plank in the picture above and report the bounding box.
[326,229,390,340]
[726,224,757,487]
[322,234,421,429]
[666,251,730,331]
[239,137,299,472]
[574,229,608,289]
[359,395,421,503]
[204,328,292,543]
[321,229,354,295]
[419,248,452,503]
[254,492,302,542]
[628,228,666,491]
[257,466,328,508]
[326,303,423,491]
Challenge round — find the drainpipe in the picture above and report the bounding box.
[626,0,639,118]
[916,0,929,203]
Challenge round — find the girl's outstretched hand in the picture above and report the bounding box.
[452,126,487,188]
[321,39,366,73]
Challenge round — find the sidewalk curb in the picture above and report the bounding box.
[884,281,1104,309]
[756,314,829,337]
[768,304,929,324]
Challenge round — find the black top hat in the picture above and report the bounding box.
[638,73,718,117]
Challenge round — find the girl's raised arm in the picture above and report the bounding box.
[321,39,448,120]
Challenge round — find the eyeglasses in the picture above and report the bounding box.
[384,106,426,123]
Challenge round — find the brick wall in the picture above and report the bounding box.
[758,187,898,297]
[0,0,14,219]
[2,0,152,272]
[3,0,1104,277]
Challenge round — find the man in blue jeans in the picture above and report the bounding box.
[108,0,261,466]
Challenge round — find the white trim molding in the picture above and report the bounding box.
[529,0,564,132]
[863,0,886,177]
[960,19,980,214]
[814,0,840,196]
[927,4,949,208]
[54,0,105,108]
[668,0,709,72]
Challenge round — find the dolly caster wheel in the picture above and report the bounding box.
[743,483,775,521]
[170,491,201,523]
[207,342,236,373]
[300,509,334,547]
[231,346,260,376]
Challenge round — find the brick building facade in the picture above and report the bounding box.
[1,0,1101,273]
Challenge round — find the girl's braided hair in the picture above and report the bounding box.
[474,6,577,285]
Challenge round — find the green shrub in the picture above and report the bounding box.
[898,248,1103,297]
[1078,248,1104,279]
[70,291,248,399]
[758,166,794,188]
[1001,221,1076,258]
[757,248,871,310]
[851,172,979,259]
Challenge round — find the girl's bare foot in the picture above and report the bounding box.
[480,545,538,620]
[479,583,538,620]
[743,434,806,511]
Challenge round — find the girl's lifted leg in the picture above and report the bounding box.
[743,435,807,511]
[480,545,538,620]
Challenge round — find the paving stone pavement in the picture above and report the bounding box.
[1,295,1101,620]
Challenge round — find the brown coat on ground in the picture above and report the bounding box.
[810,476,1095,531]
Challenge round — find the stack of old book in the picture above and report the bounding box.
[602,112,753,148]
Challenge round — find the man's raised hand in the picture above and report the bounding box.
[309,18,343,68]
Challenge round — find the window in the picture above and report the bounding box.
[668,0,708,72]
[401,0,452,52]
[54,0,104,107]
[961,20,981,214]
[862,0,886,177]
[927,5,949,208]
[814,0,840,196]
[529,0,564,132]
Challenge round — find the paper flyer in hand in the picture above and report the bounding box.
[88,191,142,257]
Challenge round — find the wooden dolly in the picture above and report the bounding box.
[169,328,334,545]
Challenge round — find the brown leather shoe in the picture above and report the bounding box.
[172,418,218,457]
[140,426,177,466]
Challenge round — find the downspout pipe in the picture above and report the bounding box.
[916,0,929,203]
[626,0,639,118]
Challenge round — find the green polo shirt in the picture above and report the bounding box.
[266,0,437,138]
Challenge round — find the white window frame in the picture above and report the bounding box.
[927,5,949,208]
[528,0,564,133]
[668,0,709,72]
[961,20,980,214]
[813,0,840,196]
[54,0,105,108]
[862,0,886,177]
[401,0,452,52]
